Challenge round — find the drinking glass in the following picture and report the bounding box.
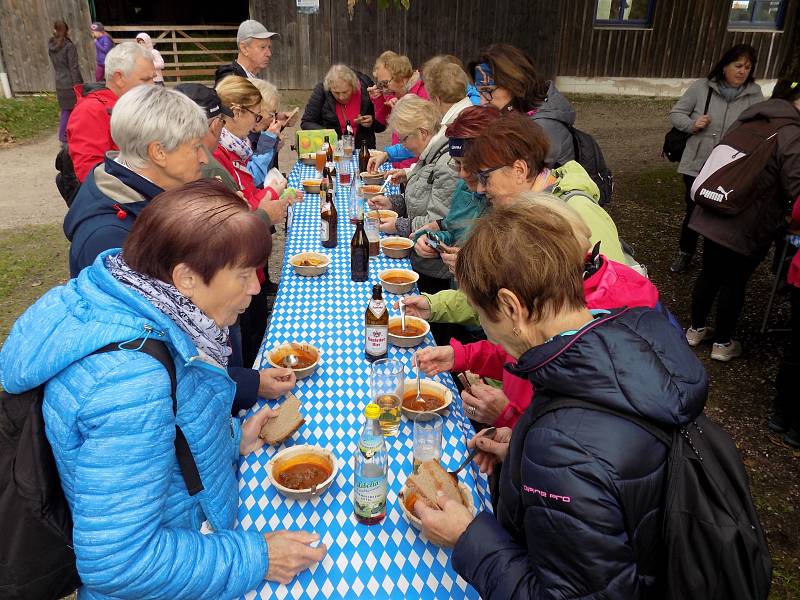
[365,214,380,256]
[412,412,442,473]
[343,134,354,159]
[370,359,404,436]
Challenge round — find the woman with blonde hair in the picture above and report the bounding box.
[301,63,384,149]
[247,78,283,185]
[367,95,458,293]
[413,200,706,598]
[368,51,429,167]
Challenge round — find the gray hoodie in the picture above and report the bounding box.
[531,81,576,167]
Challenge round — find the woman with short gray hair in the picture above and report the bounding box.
[301,63,385,149]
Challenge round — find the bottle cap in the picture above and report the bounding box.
[364,403,381,420]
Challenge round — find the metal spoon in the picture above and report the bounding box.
[415,364,422,406]
[448,427,497,480]
[281,353,299,368]
[399,298,406,333]
[377,173,393,194]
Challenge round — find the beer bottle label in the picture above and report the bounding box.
[365,325,388,356]
[321,220,329,242]
[368,299,385,320]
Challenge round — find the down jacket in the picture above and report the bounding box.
[0,250,268,599]
[451,307,708,599]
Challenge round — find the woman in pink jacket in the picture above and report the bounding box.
[417,248,661,428]
[367,51,428,168]
[770,195,800,448]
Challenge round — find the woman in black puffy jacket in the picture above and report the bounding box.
[300,64,385,150]
[413,200,708,599]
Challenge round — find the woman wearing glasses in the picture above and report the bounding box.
[468,43,576,168]
[247,78,285,187]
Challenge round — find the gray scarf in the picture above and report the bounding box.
[106,254,231,367]
[718,81,744,103]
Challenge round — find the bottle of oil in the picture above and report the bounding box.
[321,190,338,248]
[350,215,369,282]
[354,403,387,525]
[364,284,388,361]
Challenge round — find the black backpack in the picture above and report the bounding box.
[0,339,202,600]
[568,126,614,206]
[527,397,772,600]
[54,145,80,208]
[662,87,713,163]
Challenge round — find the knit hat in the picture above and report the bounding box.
[90,22,105,32]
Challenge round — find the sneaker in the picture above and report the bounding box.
[784,428,800,449]
[686,326,714,347]
[710,340,743,362]
[670,252,693,273]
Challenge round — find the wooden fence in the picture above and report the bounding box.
[104,25,238,85]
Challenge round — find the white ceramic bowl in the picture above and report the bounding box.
[301,178,322,194]
[399,480,475,530]
[267,342,321,379]
[360,171,386,185]
[267,444,338,501]
[289,252,331,277]
[366,209,398,222]
[378,268,419,295]
[380,236,414,259]
[361,185,385,201]
[400,379,453,418]
[387,316,429,348]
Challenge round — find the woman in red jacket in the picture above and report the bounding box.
[771,194,800,448]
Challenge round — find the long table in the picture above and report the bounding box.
[235,158,490,599]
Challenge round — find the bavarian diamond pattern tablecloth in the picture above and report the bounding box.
[236,158,491,599]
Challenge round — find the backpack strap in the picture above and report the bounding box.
[93,339,204,496]
[426,142,451,185]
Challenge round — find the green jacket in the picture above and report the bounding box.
[412,180,489,247]
[425,161,625,324]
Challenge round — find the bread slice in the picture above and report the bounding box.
[259,393,305,445]
[405,460,463,509]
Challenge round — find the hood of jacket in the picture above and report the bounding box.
[584,256,659,309]
[1,250,201,393]
[542,160,601,203]
[532,81,576,127]
[508,307,707,427]
[63,153,162,243]
[135,32,154,50]
[737,97,800,124]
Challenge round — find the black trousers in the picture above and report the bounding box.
[239,270,276,368]
[775,287,800,428]
[679,174,699,255]
[691,238,761,344]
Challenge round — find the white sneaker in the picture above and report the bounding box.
[710,340,743,362]
[686,326,714,347]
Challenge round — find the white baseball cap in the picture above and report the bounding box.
[237,20,280,44]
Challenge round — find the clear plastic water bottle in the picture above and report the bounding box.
[354,403,388,525]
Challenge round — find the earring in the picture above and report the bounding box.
[512,327,521,337]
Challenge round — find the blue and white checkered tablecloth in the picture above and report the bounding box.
[236,158,491,599]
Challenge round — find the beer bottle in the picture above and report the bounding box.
[321,190,338,249]
[365,285,388,362]
[325,135,333,163]
[345,120,354,137]
[320,165,330,197]
[351,216,369,282]
[359,140,370,174]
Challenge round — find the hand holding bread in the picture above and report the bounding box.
[259,393,305,446]
[240,405,280,455]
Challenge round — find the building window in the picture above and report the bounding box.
[594,0,655,26]
[729,0,786,29]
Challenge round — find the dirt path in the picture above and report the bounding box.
[0,133,66,230]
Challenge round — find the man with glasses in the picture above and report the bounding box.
[176,84,238,193]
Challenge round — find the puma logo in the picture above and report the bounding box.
[699,186,734,204]
[716,186,733,201]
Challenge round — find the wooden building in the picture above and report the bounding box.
[1,0,797,95]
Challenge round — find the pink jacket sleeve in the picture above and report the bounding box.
[450,339,509,381]
[371,95,391,126]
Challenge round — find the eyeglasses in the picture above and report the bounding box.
[447,157,463,173]
[376,80,390,91]
[477,86,497,102]
[216,116,226,127]
[241,106,263,123]
[476,165,505,186]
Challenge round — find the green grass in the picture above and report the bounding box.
[0,95,59,143]
[0,224,69,344]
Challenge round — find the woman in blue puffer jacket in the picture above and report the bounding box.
[413,200,708,599]
[0,181,326,599]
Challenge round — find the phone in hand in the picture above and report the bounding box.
[426,237,441,252]
[280,107,300,131]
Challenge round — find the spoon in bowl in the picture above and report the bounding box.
[399,298,406,333]
[281,353,299,369]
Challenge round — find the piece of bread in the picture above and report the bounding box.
[405,460,463,509]
[259,393,305,445]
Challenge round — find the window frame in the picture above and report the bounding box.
[593,0,656,27]
[727,0,787,30]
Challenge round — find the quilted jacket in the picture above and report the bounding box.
[0,250,268,599]
[451,307,708,599]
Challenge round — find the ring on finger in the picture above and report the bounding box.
[468,405,476,417]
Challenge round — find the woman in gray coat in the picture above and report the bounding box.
[48,20,83,144]
[668,44,763,273]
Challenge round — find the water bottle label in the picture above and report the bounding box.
[354,475,387,518]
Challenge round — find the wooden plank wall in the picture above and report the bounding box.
[558,0,798,79]
[250,0,562,89]
[0,0,94,93]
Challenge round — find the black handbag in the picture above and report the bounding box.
[662,87,713,162]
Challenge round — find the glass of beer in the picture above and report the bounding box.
[370,359,404,436]
[343,134,354,159]
[315,147,327,173]
[412,412,442,473]
[365,215,380,256]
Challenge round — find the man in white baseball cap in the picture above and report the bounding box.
[215,19,280,84]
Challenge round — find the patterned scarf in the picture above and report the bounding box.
[106,254,231,368]
[219,126,253,162]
